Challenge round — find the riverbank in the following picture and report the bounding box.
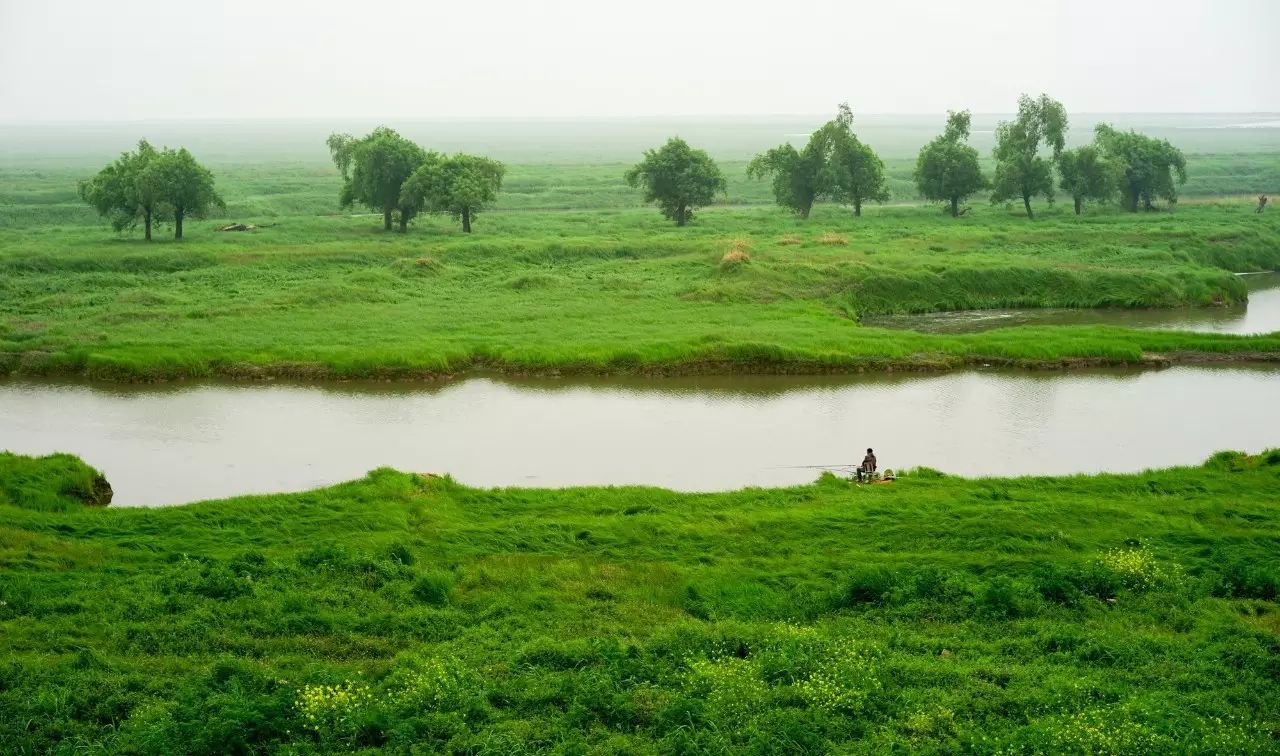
[3,203,1279,382]
[2,451,1278,751]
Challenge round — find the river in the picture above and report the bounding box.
[3,365,1279,506]
[863,272,1280,334]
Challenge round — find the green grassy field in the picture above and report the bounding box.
[2,450,1278,753]
[2,202,1279,380]
[2,116,1277,380]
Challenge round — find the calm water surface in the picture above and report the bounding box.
[865,272,1280,334]
[3,366,1279,506]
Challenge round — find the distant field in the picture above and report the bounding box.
[1,115,1278,380]
[1,115,1277,227]
[2,203,1278,381]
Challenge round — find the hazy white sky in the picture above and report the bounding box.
[1,0,1276,121]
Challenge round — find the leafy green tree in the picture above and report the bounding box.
[148,148,224,239]
[990,94,1069,218]
[914,111,987,217]
[77,139,165,240]
[624,138,725,226]
[822,103,889,216]
[1093,124,1187,212]
[327,127,428,231]
[401,154,505,233]
[1056,145,1117,215]
[748,128,834,218]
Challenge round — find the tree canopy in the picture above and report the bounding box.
[77,140,165,240]
[748,134,833,219]
[624,138,725,226]
[1094,124,1187,212]
[401,154,506,233]
[914,111,987,217]
[821,103,889,216]
[990,94,1068,218]
[148,147,224,239]
[327,127,428,231]
[1056,145,1117,215]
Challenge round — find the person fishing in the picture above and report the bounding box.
[856,448,877,482]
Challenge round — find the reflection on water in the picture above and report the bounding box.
[3,366,1279,506]
[865,272,1280,335]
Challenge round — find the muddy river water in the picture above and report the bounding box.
[3,365,1279,505]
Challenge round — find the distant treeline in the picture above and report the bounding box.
[59,96,1272,236]
[636,95,1197,224]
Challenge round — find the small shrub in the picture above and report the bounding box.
[384,542,416,566]
[687,656,768,728]
[412,572,453,606]
[836,566,897,607]
[1213,561,1279,600]
[385,656,472,713]
[816,232,848,246]
[1096,547,1169,591]
[296,681,372,745]
[976,576,1035,618]
[776,235,802,245]
[1204,450,1250,472]
[796,643,881,716]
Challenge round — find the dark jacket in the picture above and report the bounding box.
[862,453,877,471]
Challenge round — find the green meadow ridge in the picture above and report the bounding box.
[2,203,1279,381]
[1,450,1278,752]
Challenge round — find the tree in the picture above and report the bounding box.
[823,103,889,216]
[747,129,834,218]
[401,153,505,233]
[990,94,1068,218]
[148,148,224,239]
[77,139,165,240]
[1093,124,1187,212]
[1056,145,1117,214]
[327,127,427,231]
[624,138,725,226]
[914,111,987,217]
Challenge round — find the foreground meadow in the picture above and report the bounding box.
[2,203,1279,380]
[1,451,1278,752]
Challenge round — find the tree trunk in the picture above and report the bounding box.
[174,209,184,240]
[853,198,862,217]
[383,208,393,230]
[144,209,152,241]
[1022,193,1033,219]
[462,207,472,233]
[676,205,686,227]
[1074,196,1082,215]
[949,196,959,217]
[1125,186,1139,212]
[800,203,811,219]
[398,213,407,233]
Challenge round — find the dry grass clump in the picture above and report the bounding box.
[719,249,751,271]
[392,256,442,274]
[816,233,849,246]
[777,235,802,246]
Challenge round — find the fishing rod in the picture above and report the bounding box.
[772,463,858,470]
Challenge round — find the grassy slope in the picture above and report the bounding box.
[1,453,1278,752]
[2,203,1280,380]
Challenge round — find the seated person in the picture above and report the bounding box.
[856,448,877,482]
